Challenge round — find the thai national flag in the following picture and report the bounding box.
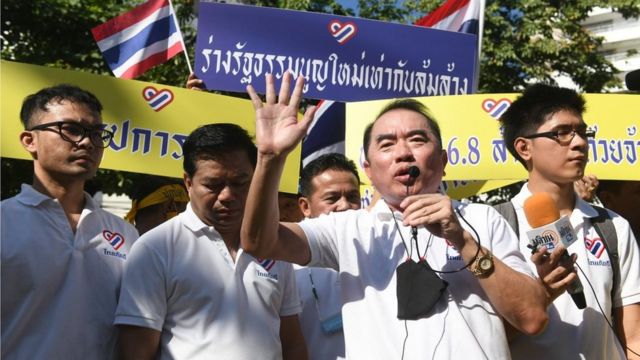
[91,0,185,79]
[414,0,482,35]
[301,100,346,167]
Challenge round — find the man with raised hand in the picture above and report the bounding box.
[241,73,548,359]
[296,153,361,360]
[1,84,139,359]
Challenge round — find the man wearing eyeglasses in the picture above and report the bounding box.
[499,84,640,360]
[0,84,139,359]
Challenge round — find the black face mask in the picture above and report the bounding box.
[396,260,449,320]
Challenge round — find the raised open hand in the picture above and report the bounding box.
[247,72,317,157]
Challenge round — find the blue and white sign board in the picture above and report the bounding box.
[195,3,477,101]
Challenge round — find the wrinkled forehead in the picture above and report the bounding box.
[373,109,434,135]
[371,113,437,144]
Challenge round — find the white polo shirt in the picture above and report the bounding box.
[1,184,139,359]
[114,203,301,360]
[294,265,346,360]
[509,184,640,360]
[299,199,533,360]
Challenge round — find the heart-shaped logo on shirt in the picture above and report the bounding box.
[481,98,511,119]
[103,230,125,251]
[328,20,358,45]
[142,86,174,111]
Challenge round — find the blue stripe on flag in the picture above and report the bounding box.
[302,102,346,159]
[458,19,479,34]
[102,15,176,70]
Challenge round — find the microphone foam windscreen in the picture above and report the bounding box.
[523,192,560,228]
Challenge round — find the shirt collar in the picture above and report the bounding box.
[180,202,223,235]
[16,184,51,206]
[512,183,532,209]
[16,183,98,211]
[513,182,599,220]
[369,196,462,222]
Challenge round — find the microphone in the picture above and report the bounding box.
[523,192,586,309]
[408,166,420,179]
[407,166,420,239]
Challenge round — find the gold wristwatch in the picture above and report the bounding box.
[470,250,494,278]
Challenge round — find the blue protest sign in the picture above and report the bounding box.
[195,3,477,101]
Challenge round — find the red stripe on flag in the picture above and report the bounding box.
[119,41,184,79]
[91,0,169,41]
[414,0,470,27]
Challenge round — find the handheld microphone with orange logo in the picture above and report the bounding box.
[523,192,587,309]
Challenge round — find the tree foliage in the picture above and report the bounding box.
[1,0,200,199]
[2,0,638,199]
[358,0,639,92]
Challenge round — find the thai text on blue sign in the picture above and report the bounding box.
[195,3,477,101]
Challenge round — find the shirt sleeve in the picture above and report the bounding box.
[481,204,535,278]
[298,213,341,271]
[114,235,168,331]
[278,261,303,317]
[612,215,640,308]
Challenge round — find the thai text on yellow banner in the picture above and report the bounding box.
[346,94,639,183]
[1,61,302,193]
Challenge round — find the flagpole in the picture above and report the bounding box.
[473,0,486,92]
[168,0,194,75]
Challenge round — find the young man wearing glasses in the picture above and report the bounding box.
[500,84,640,359]
[1,84,139,359]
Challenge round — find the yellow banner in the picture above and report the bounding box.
[1,61,301,193]
[346,94,639,197]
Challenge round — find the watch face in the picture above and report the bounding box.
[480,258,492,270]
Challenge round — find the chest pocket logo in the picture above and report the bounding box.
[255,258,278,280]
[585,237,605,259]
[103,230,125,250]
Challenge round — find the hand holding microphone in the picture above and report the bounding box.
[401,166,467,249]
[530,244,579,304]
[523,193,587,309]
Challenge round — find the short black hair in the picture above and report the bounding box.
[499,83,586,168]
[299,153,360,197]
[362,99,442,160]
[131,175,185,202]
[182,123,257,177]
[20,84,103,129]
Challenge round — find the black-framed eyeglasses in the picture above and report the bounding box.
[29,120,114,148]
[522,128,596,145]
